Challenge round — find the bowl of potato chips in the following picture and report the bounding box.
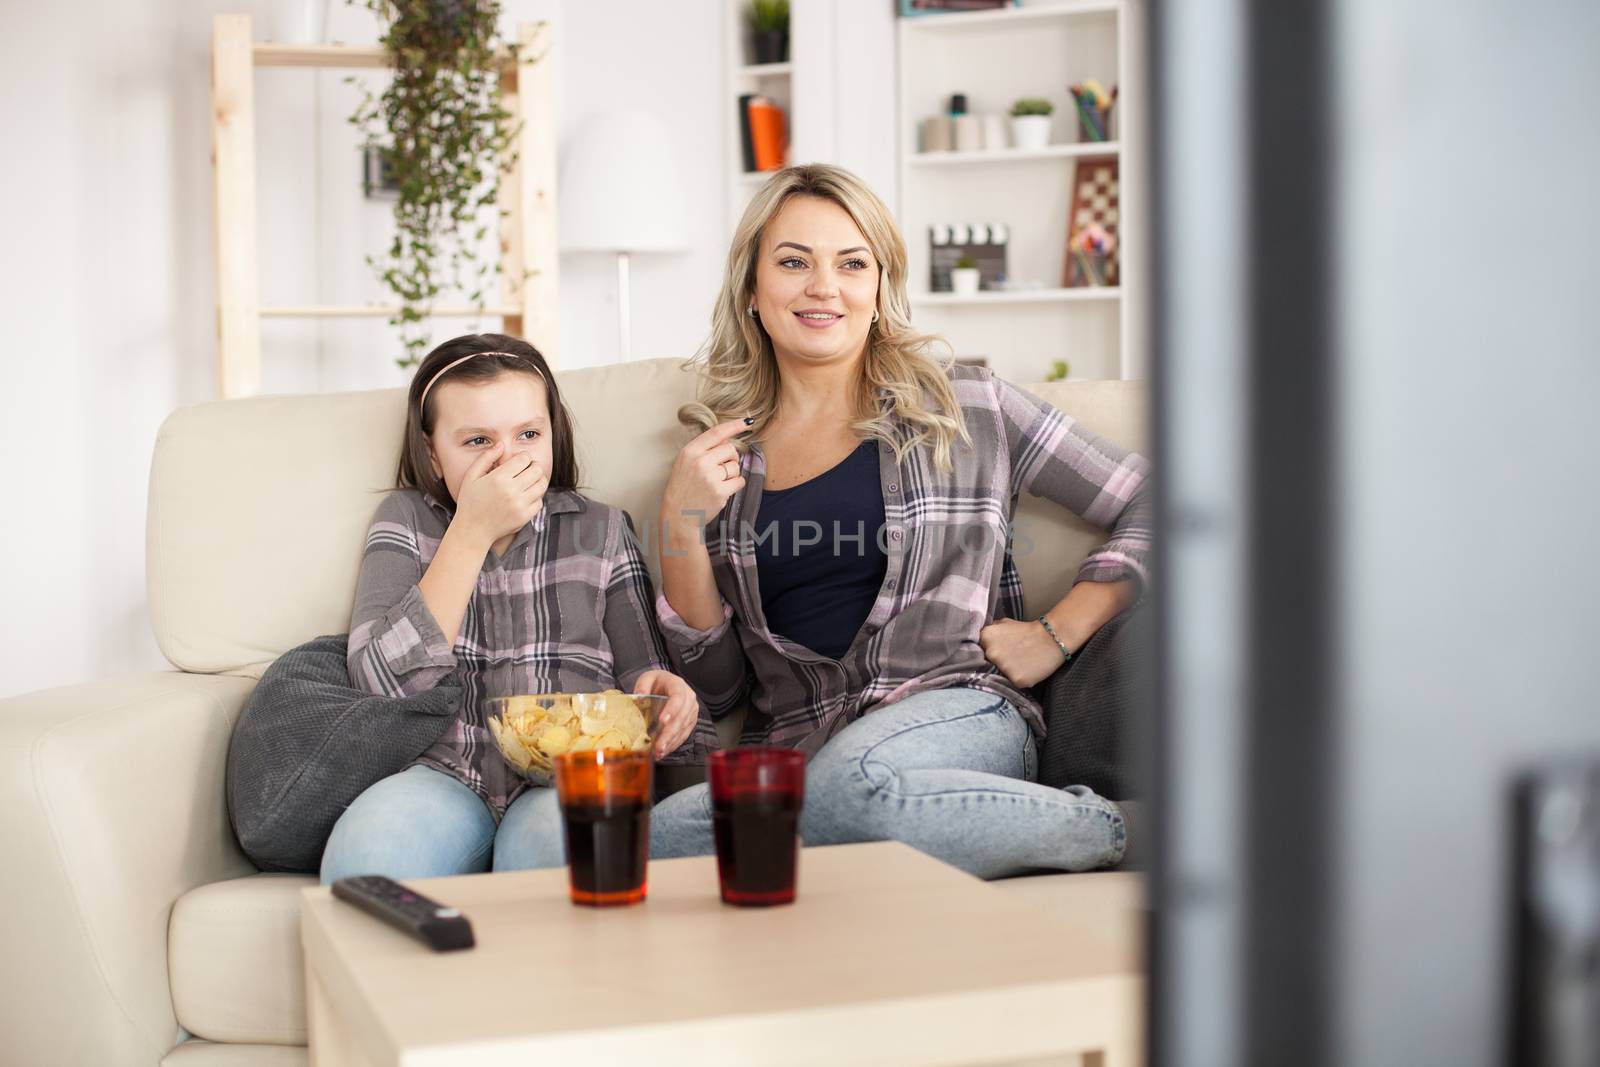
[486,690,664,785]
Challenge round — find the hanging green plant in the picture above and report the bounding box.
[348,0,521,367]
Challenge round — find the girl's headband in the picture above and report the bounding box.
[418,350,547,415]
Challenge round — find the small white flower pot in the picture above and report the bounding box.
[1010,114,1052,151]
[951,267,982,296]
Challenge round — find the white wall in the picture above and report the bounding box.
[0,0,730,699]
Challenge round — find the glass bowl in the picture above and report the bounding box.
[485,690,665,786]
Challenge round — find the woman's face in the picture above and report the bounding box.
[751,195,881,369]
[425,370,553,504]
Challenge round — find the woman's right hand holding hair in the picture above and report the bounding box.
[452,442,548,547]
[659,418,751,542]
[658,418,750,632]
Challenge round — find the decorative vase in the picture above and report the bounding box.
[953,115,982,152]
[951,267,982,296]
[982,114,1008,151]
[1010,114,1052,151]
[754,30,788,64]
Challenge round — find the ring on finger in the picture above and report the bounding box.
[722,459,737,481]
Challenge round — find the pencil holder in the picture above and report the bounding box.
[1077,108,1113,142]
[1069,249,1110,287]
[1071,90,1115,142]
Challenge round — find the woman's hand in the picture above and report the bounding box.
[979,618,1070,689]
[452,443,548,546]
[659,418,751,544]
[634,670,700,757]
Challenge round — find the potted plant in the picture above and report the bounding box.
[751,0,789,64]
[1046,359,1071,382]
[1009,97,1054,151]
[349,0,520,367]
[951,255,981,297]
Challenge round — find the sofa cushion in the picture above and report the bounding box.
[168,874,315,1045]
[161,1041,307,1066]
[1013,380,1149,616]
[1037,603,1151,800]
[226,635,461,874]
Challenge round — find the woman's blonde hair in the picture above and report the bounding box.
[681,163,970,469]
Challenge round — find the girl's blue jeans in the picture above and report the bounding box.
[318,765,564,885]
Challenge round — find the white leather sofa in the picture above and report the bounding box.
[0,358,1147,1066]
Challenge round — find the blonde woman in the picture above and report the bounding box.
[650,165,1151,878]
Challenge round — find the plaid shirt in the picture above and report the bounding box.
[656,365,1153,751]
[348,488,718,818]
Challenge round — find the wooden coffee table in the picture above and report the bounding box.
[300,841,1142,1066]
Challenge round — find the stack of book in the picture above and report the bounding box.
[738,95,789,173]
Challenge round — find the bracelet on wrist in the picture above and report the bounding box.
[1037,615,1073,662]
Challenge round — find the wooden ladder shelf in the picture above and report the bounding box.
[209,13,558,398]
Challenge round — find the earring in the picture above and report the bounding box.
[872,309,880,323]
[747,304,758,317]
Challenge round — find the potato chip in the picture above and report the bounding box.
[578,708,613,737]
[594,728,629,752]
[537,725,573,756]
[614,704,647,742]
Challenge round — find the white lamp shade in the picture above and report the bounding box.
[559,110,690,254]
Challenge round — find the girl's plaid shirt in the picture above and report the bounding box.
[348,487,718,818]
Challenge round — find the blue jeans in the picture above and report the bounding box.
[650,687,1126,880]
[319,765,565,885]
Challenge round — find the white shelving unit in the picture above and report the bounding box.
[916,286,1121,306]
[897,0,1147,382]
[723,5,795,234]
[897,0,1120,29]
[908,142,1120,167]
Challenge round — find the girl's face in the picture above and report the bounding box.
[751,195,881,369]
[425,370,554,504]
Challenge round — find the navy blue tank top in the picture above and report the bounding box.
[753,440,888,660]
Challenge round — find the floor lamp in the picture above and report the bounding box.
[559,111,689,362]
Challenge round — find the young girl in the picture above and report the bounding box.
[320,333,715,885]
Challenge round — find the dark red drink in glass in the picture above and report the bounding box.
[553,749,652,906]
[708,747,806,906]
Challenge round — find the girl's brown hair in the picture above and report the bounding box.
[397,333,579,505]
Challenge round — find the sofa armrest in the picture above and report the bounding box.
[0,671,258,1067]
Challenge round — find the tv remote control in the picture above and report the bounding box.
[330,875,475,952]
